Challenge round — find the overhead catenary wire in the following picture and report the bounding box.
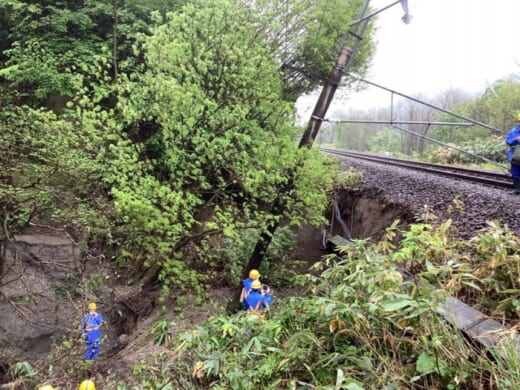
[323,72,508,170]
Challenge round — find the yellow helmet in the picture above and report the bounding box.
[251,280,262,289]
[248,269,260,279]
[79,380,96,390]
[38,386,56,390]
[88,302,97,310]
[516,113,520,122]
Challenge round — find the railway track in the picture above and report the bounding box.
[322,148,513,190]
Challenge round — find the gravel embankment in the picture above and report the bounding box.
[346,159,520,240]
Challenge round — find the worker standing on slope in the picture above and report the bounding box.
[240,269,260,309]
[81,302,103,361]
[244,280,271,315]
[505,113,520,194]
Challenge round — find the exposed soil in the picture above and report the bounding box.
[331,187,415,241]
[0,223,161,388]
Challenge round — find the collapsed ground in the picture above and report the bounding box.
[1,158,517,388]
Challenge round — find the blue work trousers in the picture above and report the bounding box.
[85,340,100,360]
[511,163,520,179]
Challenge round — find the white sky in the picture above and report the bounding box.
[297,0,520,120]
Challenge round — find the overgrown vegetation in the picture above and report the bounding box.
[109,217,520,389]
[2,0,520,388]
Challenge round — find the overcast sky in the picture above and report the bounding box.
[297,0,520,120]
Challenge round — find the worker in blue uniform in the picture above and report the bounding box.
[244,280,271,313]
[505,113,520,194]
[81,302,103,361]
[240,269,260,309]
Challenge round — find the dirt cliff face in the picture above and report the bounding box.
[0,234,82,359]
[0,228,154,387]
[0,216,175,386]
[330,188,414,241]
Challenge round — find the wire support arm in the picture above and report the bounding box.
[350,0,401,27]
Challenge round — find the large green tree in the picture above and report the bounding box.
[251,0,374,101]
[72,0,337,291]
[0,0,374,106]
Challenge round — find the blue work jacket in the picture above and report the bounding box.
[263,293,273,306]
[505,125,520,162]
[82,312,103,343]
[244,290,269,311]
[242,277,255,293]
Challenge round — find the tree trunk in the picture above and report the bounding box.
[112,0,119,83]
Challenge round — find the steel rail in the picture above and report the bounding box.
[322,148,513,189]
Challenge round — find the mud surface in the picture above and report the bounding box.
[0,233,82,359]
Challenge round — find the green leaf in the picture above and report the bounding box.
[381,299,413,312]
[345,382,365,390]
[416,352,436,375]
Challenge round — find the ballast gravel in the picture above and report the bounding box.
[345,159,520,240]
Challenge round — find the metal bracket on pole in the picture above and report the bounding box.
[347,30,363,41]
